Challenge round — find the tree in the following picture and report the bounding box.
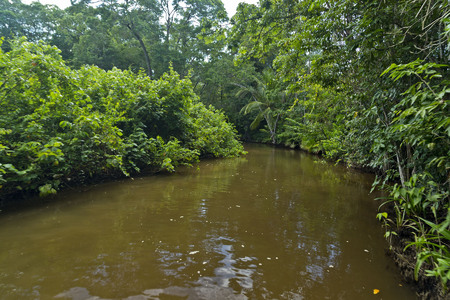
[228,0,450,292]
[237,69,289,144]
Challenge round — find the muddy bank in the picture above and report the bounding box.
[387,230,449,300]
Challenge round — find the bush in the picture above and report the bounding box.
[0,38,244,198]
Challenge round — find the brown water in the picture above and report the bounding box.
[0,144,416,299]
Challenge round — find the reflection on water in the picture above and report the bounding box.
[0,144,416,299]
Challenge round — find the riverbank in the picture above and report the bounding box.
[0,39,245,208]
[389,233,447,299]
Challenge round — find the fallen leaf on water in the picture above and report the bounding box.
[373,289,380,295]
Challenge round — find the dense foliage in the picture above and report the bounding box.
[0,0,259,136]
[229,0,449,294]
[0,38,244,198]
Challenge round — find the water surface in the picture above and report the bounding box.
[0,144,416,299]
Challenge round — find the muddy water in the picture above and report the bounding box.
[0,144,416,299]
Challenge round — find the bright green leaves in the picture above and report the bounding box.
[155,137,199,172]
[186,103,245,157]
[383,61,449,179]
[377,60,450,288]
[38,183,57,197]
[0,38,244,199]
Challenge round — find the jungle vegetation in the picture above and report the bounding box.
[0,0,449,296]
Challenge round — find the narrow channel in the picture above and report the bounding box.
[0,144,416,299]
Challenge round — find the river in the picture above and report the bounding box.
[0,144,416,299]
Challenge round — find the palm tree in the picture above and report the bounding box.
[236,69,286,144]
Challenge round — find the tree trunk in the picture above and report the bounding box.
[396,150,406,188]
[127,24,153,78]
[123,0,153,78]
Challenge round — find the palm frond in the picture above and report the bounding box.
[240,100,264,114]
[250,111,265,130]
